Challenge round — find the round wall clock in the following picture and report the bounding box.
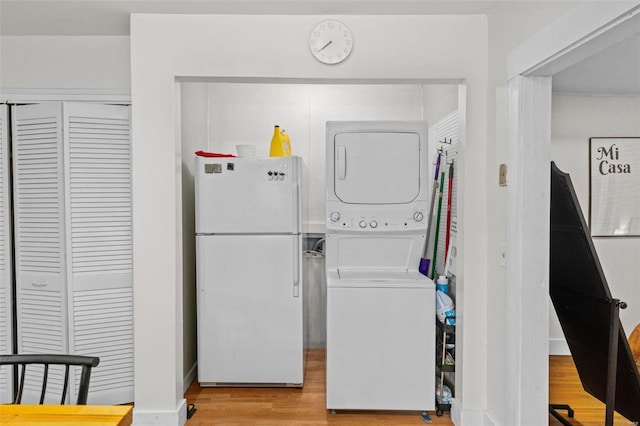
[309,20,353,65]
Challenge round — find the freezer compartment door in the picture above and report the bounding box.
[195,156,301,234]
[326,286,435,410]
[196,234,304,385]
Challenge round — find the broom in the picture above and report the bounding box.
[419,152,442,276]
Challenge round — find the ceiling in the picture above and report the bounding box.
[1,0,638,95]
[552,32,640,96]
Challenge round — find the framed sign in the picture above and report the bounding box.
[589,137,640,237]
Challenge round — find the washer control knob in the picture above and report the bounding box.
[359,220,367,228]
[413,211,424,222]
[329,212,341,223]
[370,220,378,229]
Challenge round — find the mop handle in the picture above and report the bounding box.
[421,153,441,258]
[431,171,446,278]
[445,160,454,256]
[433,152,442,181]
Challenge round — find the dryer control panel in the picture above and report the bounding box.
[326,205,427,232]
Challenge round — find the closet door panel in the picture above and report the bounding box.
[12,103,68,404]
[65,102,133,404]
[0,105,14,403]
[12,103,66,353]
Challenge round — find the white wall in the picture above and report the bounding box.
[179,82,209,388]
[550,94,640,351]
[131,13,488,424]
[485,3,577,424]
[0,36,130,89]
[204,83,439,231]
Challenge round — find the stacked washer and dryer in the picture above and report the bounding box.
[325,121,436,411]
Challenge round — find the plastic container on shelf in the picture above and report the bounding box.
[436,290,456,326]
[269,125,292,157]
[236,144,256,157]
[435,377,452,404]
[281,129,291,154]
[436,275,449,293]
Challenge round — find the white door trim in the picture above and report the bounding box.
[506,75,552,426]
[508,2,640,79]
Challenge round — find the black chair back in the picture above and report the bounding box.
[0,354,99,405]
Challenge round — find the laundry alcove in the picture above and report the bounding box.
[179,80,461,379]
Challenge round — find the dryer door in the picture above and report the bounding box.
[332,131,421,204]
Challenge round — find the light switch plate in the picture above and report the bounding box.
[499,163,507,186]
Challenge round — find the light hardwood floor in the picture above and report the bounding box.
[184,350,636,425]
[549,356,634,425]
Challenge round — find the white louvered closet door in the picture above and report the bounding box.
[63,102,132,405]
[12,103,68,404]
[12,102,133,405]
[0,104,14,404]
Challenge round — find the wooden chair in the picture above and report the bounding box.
[630,323,640,368]
[0,354,99,405]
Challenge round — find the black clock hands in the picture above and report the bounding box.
[318,40,332,52]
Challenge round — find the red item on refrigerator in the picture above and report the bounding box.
[195,151,236,158]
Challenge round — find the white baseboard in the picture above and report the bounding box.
[133,399,187,426]
[451,398,495,426]
[549,338,570,355]
[183,362,197,393]
[484,410,497,426]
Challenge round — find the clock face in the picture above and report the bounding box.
[309,20,353,65]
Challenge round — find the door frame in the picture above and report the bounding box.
[506,3,640,425]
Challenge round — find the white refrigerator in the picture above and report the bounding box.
[195,155,304,387]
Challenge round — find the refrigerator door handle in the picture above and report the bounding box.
[293,181,300,233]
[293,236,300,298]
